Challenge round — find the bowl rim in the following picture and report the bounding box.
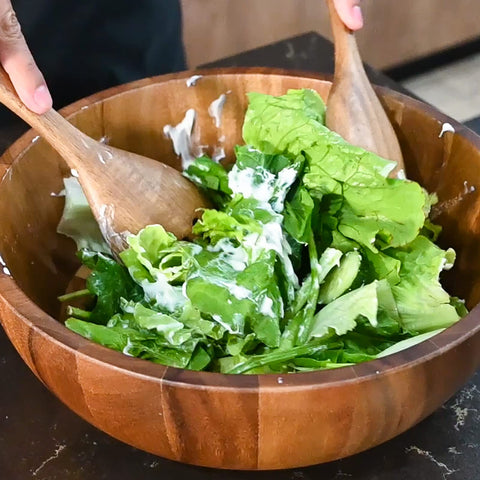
[1,66,479,389]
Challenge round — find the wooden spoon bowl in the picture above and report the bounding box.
[1,69,480,470]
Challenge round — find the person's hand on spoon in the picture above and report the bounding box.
[0,0,52,113]
[0,1,208,255]
[332,0,364,31]
[328,0,405,178]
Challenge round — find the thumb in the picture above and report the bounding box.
[0,2,52,114]
[333,0,364,31]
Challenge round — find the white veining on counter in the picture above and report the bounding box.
[32,443,66,476]
[405,446,457,477]
[448,446,462,455]
[333,469,352,478]
[449,384,479,431]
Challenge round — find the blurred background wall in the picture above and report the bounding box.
[181,0,480,70]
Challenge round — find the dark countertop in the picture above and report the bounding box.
[1,32,480,480]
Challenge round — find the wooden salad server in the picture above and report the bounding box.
[325,0,405,178]
[0,68,208,254]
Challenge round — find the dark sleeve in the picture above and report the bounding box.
[14,0,186,108]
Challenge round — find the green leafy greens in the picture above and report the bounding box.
[59,88,465,374]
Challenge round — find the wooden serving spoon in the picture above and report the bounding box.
[0,68,208,255]
[325,0,405,178]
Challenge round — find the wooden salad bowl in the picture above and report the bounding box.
[1,69,480,470]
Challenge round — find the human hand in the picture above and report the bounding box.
[332,0,363,31]
[0,0,52,114]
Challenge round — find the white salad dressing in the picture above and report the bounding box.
[122,338,134,356]
[186,74,203,87]
[163,108,197,169]
[259,296,275,317]
[192,144,209,158]
[212,313,243,334]
[439,122,455,138]
[212,146,226,162]
[463,180,476,194]
[228,165,298,213]
[440,255,454,272]
[244,222,299,290]
[207,239,249,271]
[271,167,298,212]
[228,166,276,204]
[142,275,186,313]
[0,254,10,276]
[208,93,227,128]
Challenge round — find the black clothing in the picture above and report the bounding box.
[15,0,186,108]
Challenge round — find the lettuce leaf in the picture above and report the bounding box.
[57,177,111,254]
[389,236,460,333]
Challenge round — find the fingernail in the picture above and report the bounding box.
[352,5,364,29]
[33,85,53,111]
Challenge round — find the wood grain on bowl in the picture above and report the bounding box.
[0,69,480,470]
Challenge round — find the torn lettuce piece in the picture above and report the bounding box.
[192,208,263,245]
[127,302,190,346]
[376,329,445,358]
[220,338,329,374]
[120,225,198,313]
[186,248,283,347]
[234,145,294,174]
[310,281,379,339]
[228,146,302,213]
[243,89,326,155]
[243,89,395,180]
[337,181,428,251]
[281,246,342,348]
[389,236,460,333]
[318,250,362,304]
[183,155,232,207]
[65,317,199,368]
[78,250,142,325]
[363,248,401,286]
[57,177,111,254]
[283,186,315,243]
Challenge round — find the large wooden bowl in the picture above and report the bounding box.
[1,69,480,470]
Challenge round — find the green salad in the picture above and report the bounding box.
[59,88,467,374]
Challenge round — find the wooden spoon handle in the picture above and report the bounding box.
[0,67,95,169]
[326,0,405,178]
[327,0,362,73]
